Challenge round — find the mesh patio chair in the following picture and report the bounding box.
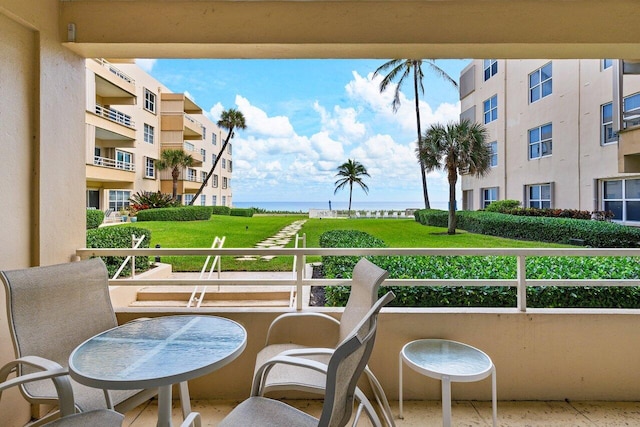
[219,291,395,427]
[0,358,123,426]
[253,258,395,426]
[0,258,157,425]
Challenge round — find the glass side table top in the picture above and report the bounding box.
[69,315,246,389]
[402,339,493,379]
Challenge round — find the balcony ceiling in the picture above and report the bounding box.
[96,75,135,99]
[61,0,640,59]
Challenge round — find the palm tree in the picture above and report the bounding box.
[334,159,370,217]
[374,59,458,209]
[190,108,246,204]
[418,119,491,234]
[155,149,195,200]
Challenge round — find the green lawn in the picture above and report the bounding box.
[124,215,567,272]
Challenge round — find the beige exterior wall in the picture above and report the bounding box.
[460,59,640,224]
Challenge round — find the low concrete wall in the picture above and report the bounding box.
[115,307,640,402]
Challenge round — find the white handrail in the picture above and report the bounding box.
[187,236,226,308]
[111,234,146,280]
[291,233,306,308]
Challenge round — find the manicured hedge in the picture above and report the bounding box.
[136,206,212,222]
[86,209,104,229]
[230,208,255,217]
[414,209,640,248]
[320,230,640,308]
[86,226,152,277]
[211,206,231,216]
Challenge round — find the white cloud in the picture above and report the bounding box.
[135,59,157,73]
[235,95,295,138]
[206,103,224,122]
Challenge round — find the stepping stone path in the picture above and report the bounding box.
[236,220,307,261]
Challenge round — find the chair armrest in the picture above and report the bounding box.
[277,347,334,358]
[251,355,330,397]
[181,411,201,427]
[0,357,75,417]
[265,312,340,346]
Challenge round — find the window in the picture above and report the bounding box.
[483,59,498,81]
[201,171,208,186]
[528,123,552,159]
[222,158,226,169]
[602,59,613,70]
[143,124,154,144]
[601,103,617,145]
[183,194,193,205]
[482,187,498,208]
[116,151,133,171]
[483,95,497,124]
[202,126,206,140]
[212,195,217,206]
[222,177,228,189]
[222,196,226,206]
[623,93,640,128]
[212,133,217,145]
[187,168,197,182]
[489,141,498,167]
[213,174,219,188]
[212,153,217,164]
[108,190,131,211]
[228,144,232,155]
[602,179,640,222]
[527,184,552,208]
[184,142,195,152]
[200,195,206,206]
[144,157,155,178]
[529,62,552,103]
[200,148,206,160]
[143,88,156,113]
[228,160,233,172]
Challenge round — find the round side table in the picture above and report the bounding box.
[399,339,497,427]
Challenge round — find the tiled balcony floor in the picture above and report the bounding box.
[124,399,640,426]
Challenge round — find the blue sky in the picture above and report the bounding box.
[137,59,470,208]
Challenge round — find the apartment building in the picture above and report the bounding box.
[459,59,640,225]
[85,59,233,213]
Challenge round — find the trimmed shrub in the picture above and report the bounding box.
[415,209,640,248]
[86,226,152,277]
[129,191,179,210]
[136,206,212,222]
[319,229,640,308]
[485,199,520,213]
[86,209,104,229]
[211,206,231,216]
[504,207,592,220]
[230,208,255,217]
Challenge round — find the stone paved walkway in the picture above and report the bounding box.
[236,220,307,261]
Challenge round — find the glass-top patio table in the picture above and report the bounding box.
[69,315,247,427]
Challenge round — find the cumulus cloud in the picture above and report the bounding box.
[135,59,157,72]
[235,95,295,138]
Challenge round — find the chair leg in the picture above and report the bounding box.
[364,366,396,427]
[179,381,192,421]
[354,388,383,427]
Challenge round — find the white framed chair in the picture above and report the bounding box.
[0,357,123,426]
[253,258,395,426]
[0,258,158,425]
[220,291,395,427]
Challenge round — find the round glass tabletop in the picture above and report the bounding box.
[402,339,493,379]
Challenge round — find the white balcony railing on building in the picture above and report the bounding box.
[95,104,135,128]
[93,155,135,172]
[75,247,640,311]
[623,106,640,128]
[94,58,135,84]
[158,170,202,182]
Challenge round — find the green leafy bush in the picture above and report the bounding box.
[415,209,640,248]
[230,208,255,217]
[211,206,231,216]
[319,230,640,308]
[136,206,212,222]
[129,191,179,210]
[86,226,152,277]
[86,209,104,229]
[485,199,520,212]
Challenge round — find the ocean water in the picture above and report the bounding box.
[233,200,447,213]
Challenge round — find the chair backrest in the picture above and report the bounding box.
[1,258,118,369]
[338,258,389,342]
[318,291,394,427]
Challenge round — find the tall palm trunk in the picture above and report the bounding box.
[447,167,458,235]
[190,128,234,204]
[348,182,353,217]
[172,168,180,199]
[413,63,430,209]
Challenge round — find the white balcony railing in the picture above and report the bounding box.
[93,155,135,172]
[95,104,135,128]
[75,247,640,311]
[94,58,135,84]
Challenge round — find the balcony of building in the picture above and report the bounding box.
[158,169,203,194]
[86,155,136,184]
[86,104,137,143]
[87,58,136,105]
[158,143,204,167]
[160,93,204,141]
